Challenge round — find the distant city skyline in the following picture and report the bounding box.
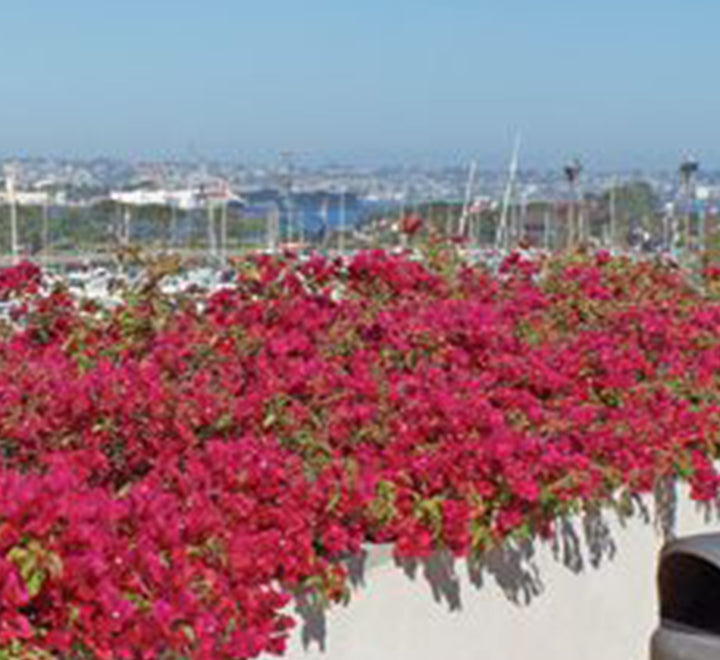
[1,0,718,169]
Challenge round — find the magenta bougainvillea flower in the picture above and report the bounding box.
[0,249,719,657]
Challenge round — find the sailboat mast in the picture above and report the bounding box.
[458,160,477,239]
[496,133,521,252]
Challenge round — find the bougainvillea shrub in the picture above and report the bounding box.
[1,248,720,657]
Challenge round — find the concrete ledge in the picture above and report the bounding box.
[273,479,720,660]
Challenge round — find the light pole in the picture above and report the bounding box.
[280,151,295,246]
[3,165,19,263]
[609,176,617,249]
[339,185,347,255]
[679,157,699,252]
[563,158,582,249]
[123,205,131,246]
[206,198,217,259]
[42,194,49,266]
[221,198,228,261]
[267,202,280,253]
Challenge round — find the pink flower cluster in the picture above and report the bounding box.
[0,261,41,301]
[0,249,719,657]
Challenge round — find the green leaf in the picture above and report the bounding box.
[25,569,45,597]
[181,624,197,643]
[325,488,342,513]
[262,411,277,429]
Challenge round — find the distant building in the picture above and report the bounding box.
[109,186,243,211]
[0,190,65,206]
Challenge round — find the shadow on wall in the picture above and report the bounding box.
[294,475,720,652]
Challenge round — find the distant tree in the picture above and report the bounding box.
[601,181,660,246]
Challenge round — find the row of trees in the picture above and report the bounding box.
[0,202,270,255]
[366,181,669,251]
[2,181,713,256]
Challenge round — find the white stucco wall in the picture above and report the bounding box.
[273,480,720,660]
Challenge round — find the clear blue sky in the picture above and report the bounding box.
[1,0,717,168]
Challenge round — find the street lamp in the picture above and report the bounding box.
[679,157,699,251]
[2,164,19,263]
[563,158,582,248]
[279,151,295,246]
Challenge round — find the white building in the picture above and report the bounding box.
[0,190,66,206]
[109,186,243,211]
